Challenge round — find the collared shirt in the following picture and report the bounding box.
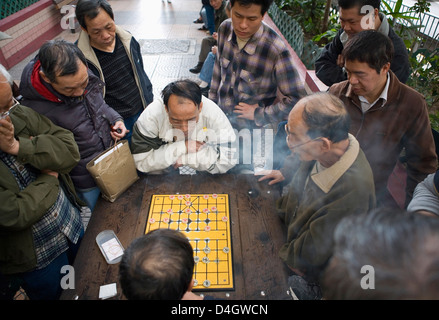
[210,19,304,129]
[310,134,360,194]
[358,73,390,113]
[0,151,83,270]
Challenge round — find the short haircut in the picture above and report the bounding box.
[38,39,88,83]
[75,0,114,30]
[300,92,350,143]
[338,0,381,11]
[161,79,202,109]
[119,229,195,300]
[342,30,394,74]
[322,207,439,299]
[230,0,273,15]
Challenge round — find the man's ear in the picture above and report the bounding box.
[381,62,391,75]
[39,70,51,84]
[319,137,332,152]
[187,279,195,292]
[198,101,203,112]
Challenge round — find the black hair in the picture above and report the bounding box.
[338,0,381,11]
[119,229,195,300]
[230,0,273,15]
[301,92,350,143]
[342,30,394,74]
[161,79,202,108]
[38,39,88,83]
[75,0,115,30]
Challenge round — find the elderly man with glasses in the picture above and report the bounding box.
[0,65,85,300]
[276,92,375,300]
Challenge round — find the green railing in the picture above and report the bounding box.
[0,0,40,20]
[268,3,322,69]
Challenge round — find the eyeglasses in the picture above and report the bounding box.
[285,124,322,150]
[0,97,19,120]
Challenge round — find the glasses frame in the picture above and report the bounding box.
[0,97,19,120]
[285,124,323,150]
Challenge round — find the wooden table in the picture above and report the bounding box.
[60,172,290,300]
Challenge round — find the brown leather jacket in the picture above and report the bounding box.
[329,71,437,207]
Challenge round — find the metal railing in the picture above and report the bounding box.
[382,0,439,50]
[0,0,40,19]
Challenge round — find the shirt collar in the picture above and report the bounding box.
[229,22,265,55]
[358,72,390,110]
[310,134,360,193]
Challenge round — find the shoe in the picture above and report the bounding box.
[193,18,203,24]
[198,26,208,31]
[287,275,322,300]
[201,86,210,97]
[189,62,203,74]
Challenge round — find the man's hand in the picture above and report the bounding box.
[0,116,19,155]
[41,169,59,178]
[110,120,129,141]
[234,102,258,120]
[185,140,205,153]
[255,169,285,185]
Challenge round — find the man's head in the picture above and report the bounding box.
[119,228,195,300]
[75,0,116,49]
[338,0,381,37]
[323,207,439,299]
[230,0,273,40]
[210,0,224,10]
[162,80,203,138]
[342,30,393,102]
[0,65,17,117]
[38,40,89,97]
[286,92,350,162]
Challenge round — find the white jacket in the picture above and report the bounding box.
[131,96,236,174]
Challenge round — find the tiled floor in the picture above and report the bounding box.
[8,0,209,99]
[7,0,211,300]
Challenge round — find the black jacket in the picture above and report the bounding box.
[315,26,410,86]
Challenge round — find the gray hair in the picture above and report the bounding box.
[0,64,13,85]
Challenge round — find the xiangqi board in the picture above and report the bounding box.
[145,194,234,291]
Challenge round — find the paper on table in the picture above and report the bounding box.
[101,237,124,261]
[99,283,117,300]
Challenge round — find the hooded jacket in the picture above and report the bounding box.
[19,57,122,190]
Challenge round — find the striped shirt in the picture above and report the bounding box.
[0,152,83,270]
[210,19,305,129]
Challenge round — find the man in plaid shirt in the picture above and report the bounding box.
[209,0,305,130]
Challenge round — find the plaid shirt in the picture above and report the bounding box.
[210,19,305,129]
[0,152,83,270]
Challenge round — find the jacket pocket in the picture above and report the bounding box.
[237,69,261,102]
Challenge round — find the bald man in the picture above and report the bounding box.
[276,92,375,300]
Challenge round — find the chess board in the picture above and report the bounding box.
[145,194,234,291]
